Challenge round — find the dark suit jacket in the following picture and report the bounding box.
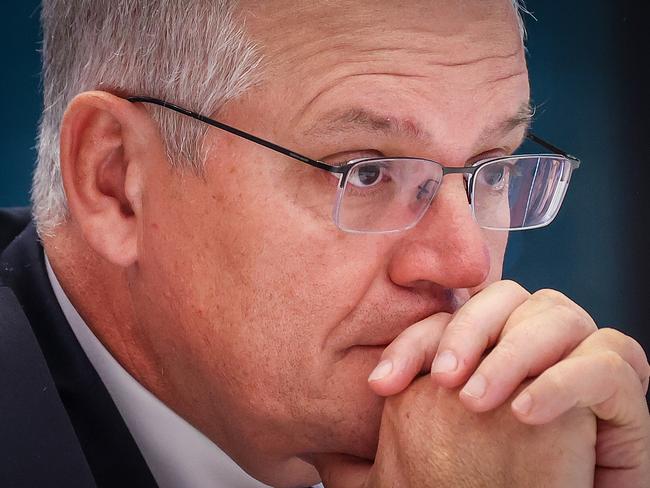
[0,207,158,488]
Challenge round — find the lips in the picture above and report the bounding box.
[353,343,392,349]
[324,284,466,355]
[343,307,457,351]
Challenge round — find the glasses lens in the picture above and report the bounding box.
[335,158,443,233]
[472,156,575,230]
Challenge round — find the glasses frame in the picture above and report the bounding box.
[127,96,581,233]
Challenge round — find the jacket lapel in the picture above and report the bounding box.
[0,285,98,487]
[0,216,158,488]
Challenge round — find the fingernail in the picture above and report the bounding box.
[432,350,458,374]
[368,360,393,382]
[512,391,533,415]
[461,373,487,399]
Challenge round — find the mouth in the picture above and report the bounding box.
[339,307,457,357]
[339,344,388,366]
[351,343,391,350]
[327,287,466,357]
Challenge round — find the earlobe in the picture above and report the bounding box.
[59,91,152,268]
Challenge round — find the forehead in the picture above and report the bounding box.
[243,0,523,67]
[237,0,527,151]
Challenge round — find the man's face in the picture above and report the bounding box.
[131,0,529,481]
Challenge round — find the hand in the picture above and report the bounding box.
[367,280,650,487]
[314,376,597,487]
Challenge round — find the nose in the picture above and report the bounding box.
[387,174,492,290]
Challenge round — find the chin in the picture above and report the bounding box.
[320,350,386,459]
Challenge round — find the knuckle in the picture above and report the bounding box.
[595,327,628,347]
[492,339,522,368]
[532,288,569,305]
[580,314,599,333]
[445,314,492,351]
[495,279,530,298]
[604,329,650,378]
[599,350,628,377]
[526,290,596,335]
[554,302,597,334]
[447,313,480,337]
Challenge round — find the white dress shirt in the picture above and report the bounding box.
[45,256,323,488]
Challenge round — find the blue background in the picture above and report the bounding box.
[1,1,648,354]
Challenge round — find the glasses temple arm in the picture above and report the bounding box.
[126,96,340,173]
[128,97,580,172]
[526,132,580,164]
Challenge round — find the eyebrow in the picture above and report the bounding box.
[303,101,534,146]
[490,101,535,138]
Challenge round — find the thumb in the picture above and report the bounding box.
[311,453,372,488]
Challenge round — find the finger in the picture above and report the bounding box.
[512,327,650,425]
[511,352,649,427]
[431,280,531,387]
[457,303,597,412]
[311,453,370,488]
[368,312,451,396]
[578,328,650,393]
[513,331,650,488]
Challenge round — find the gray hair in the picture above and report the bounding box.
[32,0,528,236]
[33,0,263,236]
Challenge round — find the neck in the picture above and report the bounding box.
[43,223,166,396]
[44,223,322,486]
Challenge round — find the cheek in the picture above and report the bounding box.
[136,152,382,397]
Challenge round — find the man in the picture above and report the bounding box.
[1,0,648,487]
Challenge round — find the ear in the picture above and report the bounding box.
[59,91,164,267]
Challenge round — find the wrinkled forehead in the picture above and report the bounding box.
[234,0,527,150]
[240,0,523,70]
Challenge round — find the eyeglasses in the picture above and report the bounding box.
[128,96,581,234]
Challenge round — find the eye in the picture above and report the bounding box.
[478,164,508,191]
[348,163,387,188]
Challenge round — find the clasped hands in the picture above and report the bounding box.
[315,281,650,487]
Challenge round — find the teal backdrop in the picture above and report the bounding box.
[1,1,648,354]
